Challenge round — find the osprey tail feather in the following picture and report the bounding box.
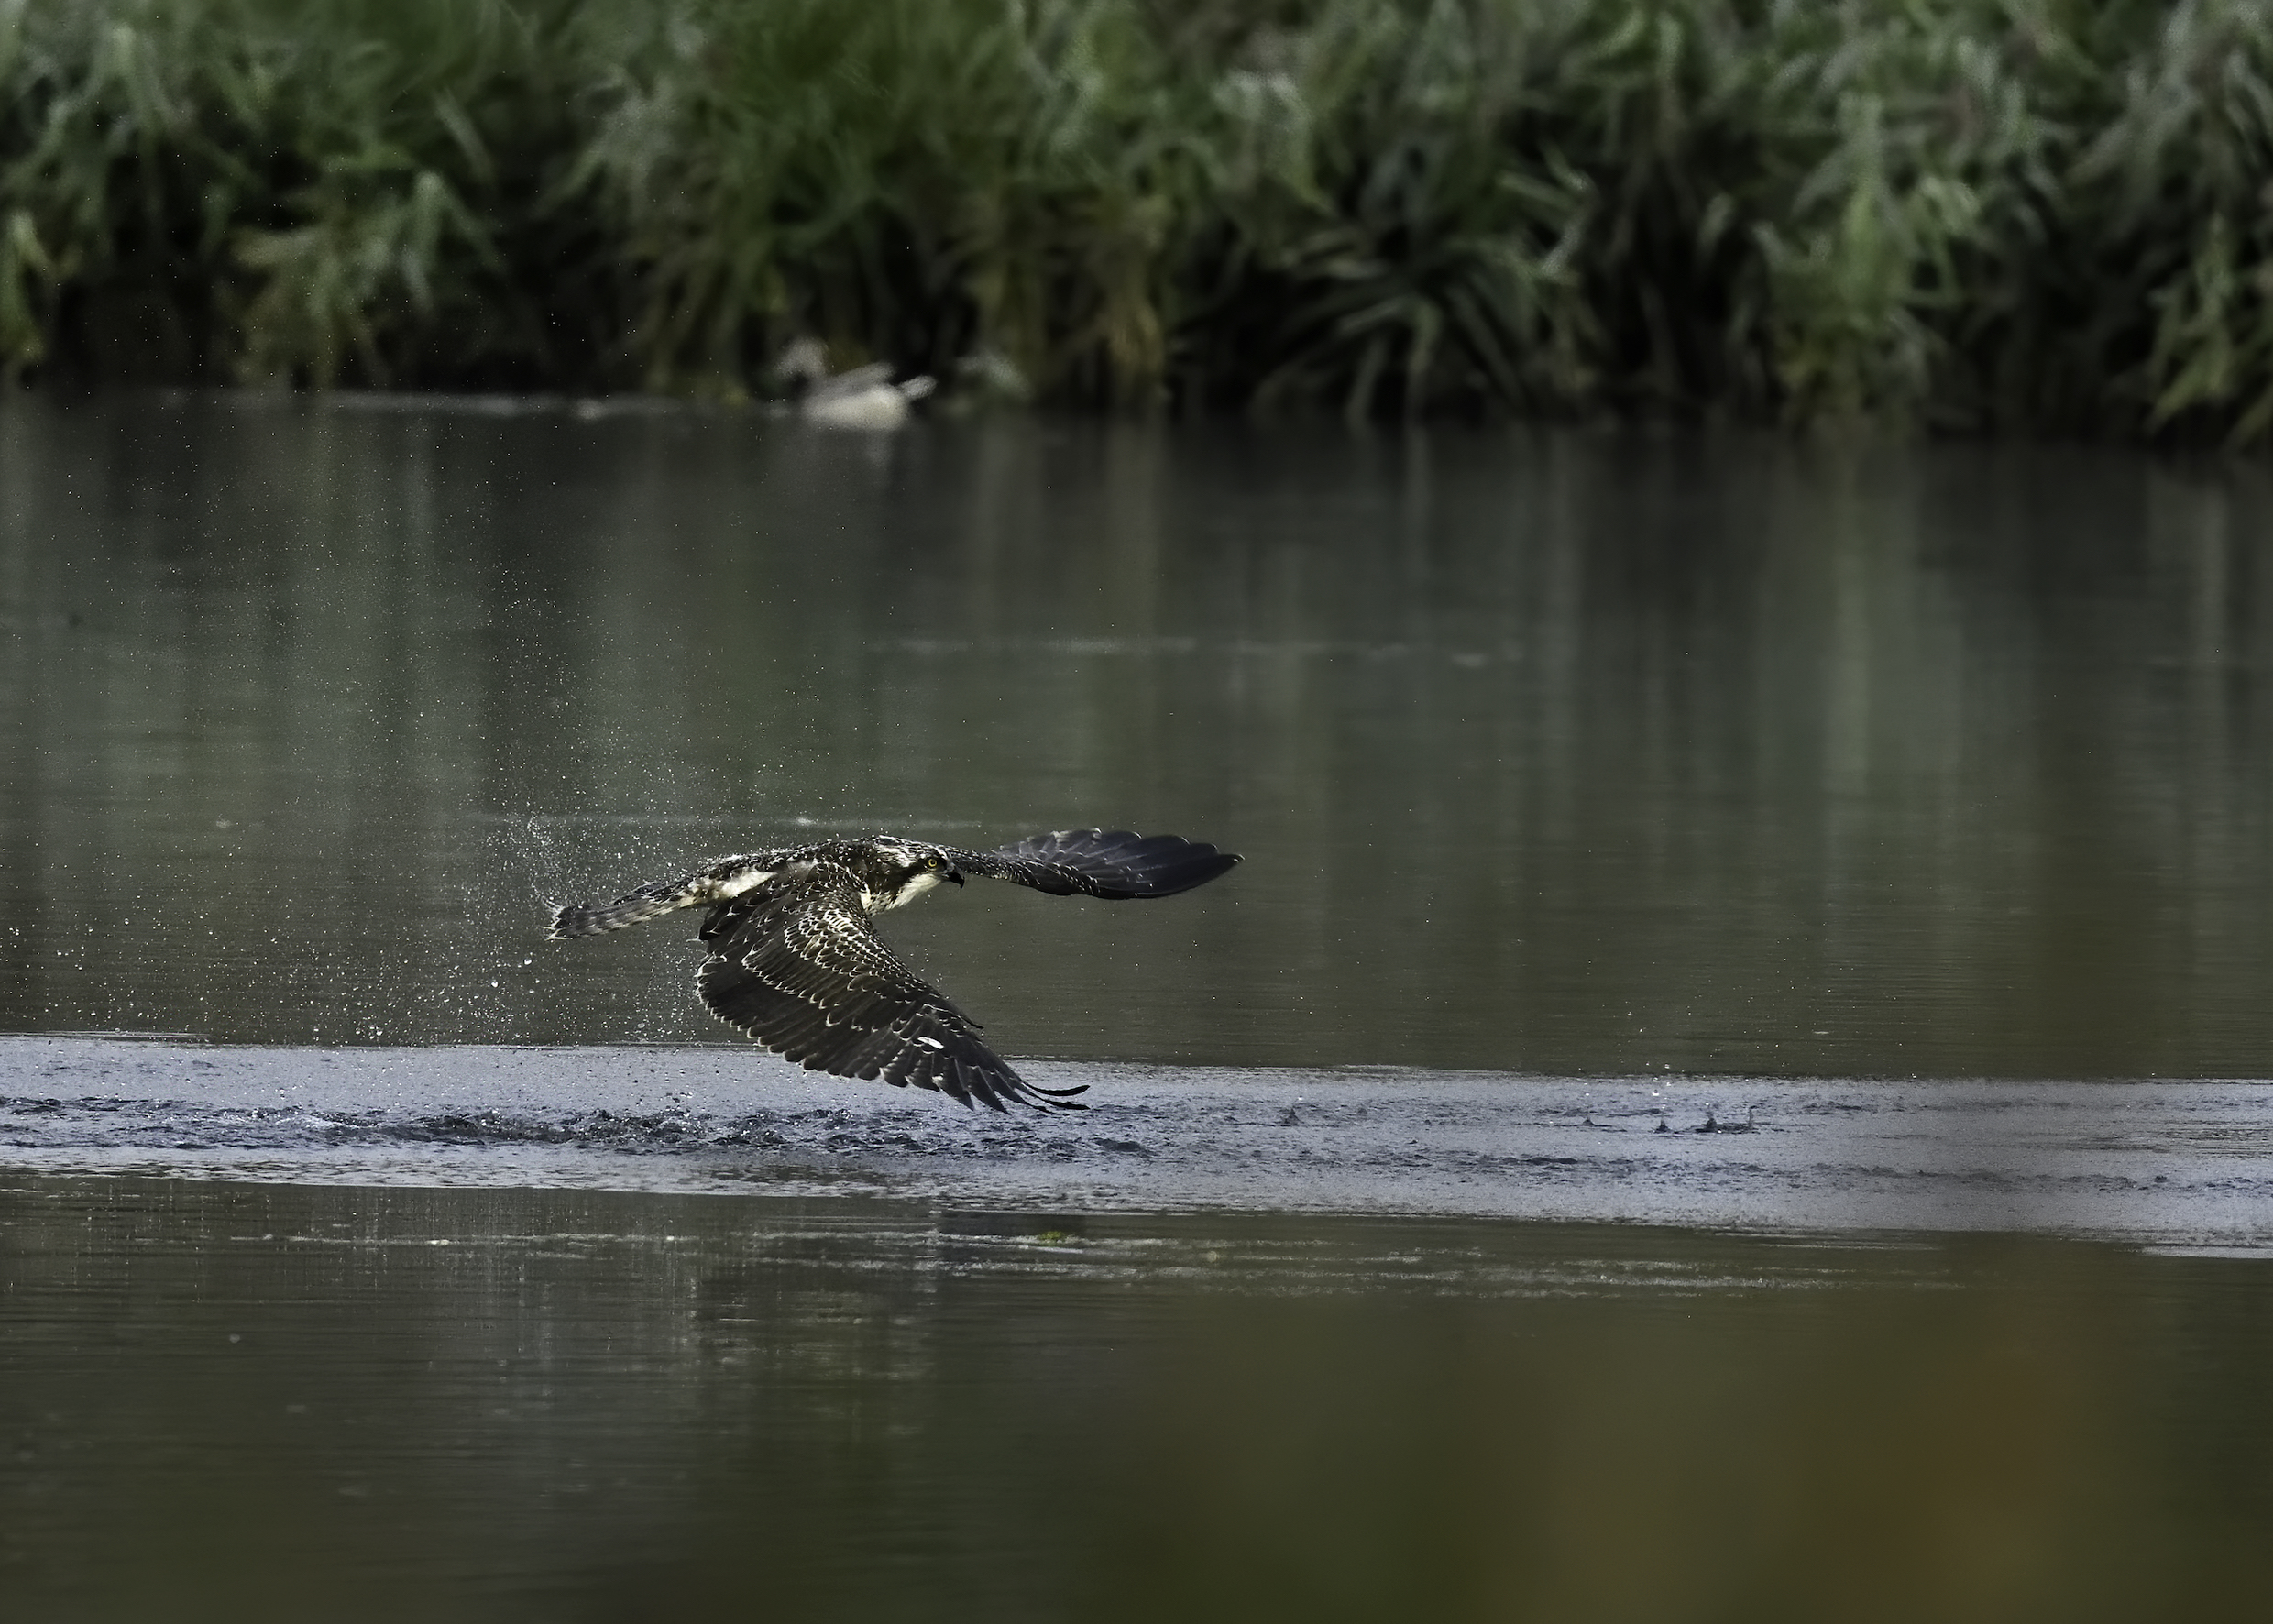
[548,879,707,938]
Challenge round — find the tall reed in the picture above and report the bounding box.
[5,0,2273,440]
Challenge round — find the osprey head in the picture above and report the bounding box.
[866,838,963,910]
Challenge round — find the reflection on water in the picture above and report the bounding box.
[4,397,2273,1075]
[4,1176,2271,1622]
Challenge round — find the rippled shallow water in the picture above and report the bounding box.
[8,1037,2273,1248]
[7,399,2273,1619]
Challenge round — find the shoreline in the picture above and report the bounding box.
[5,0,2269,442]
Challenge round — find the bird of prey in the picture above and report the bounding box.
[547,828,1240,1112]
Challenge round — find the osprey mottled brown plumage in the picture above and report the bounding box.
[547,828,1240,1112]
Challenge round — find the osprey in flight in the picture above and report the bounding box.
[547,828,1240,1112]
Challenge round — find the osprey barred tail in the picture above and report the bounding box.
[547,828,1240,1112]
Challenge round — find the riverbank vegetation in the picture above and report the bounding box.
[4,0,2272,439]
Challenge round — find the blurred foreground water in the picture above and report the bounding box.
[5,397,2273,1620]
[7,1175,2273,1622]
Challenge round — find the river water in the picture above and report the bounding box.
[5,395,2273,1619]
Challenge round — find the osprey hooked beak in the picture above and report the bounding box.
[945,866,965,887]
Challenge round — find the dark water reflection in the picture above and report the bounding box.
[5,1176,2272,1623]
[5,396,2273,1075]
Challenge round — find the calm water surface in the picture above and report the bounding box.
[5,396,2273,1620]
[4,395,2272,1073]
[7,1177,2273,1623]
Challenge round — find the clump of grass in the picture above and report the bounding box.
[0,0,579,386]
[5,0,2273,440]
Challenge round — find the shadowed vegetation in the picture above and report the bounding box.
[4,0,2273,438]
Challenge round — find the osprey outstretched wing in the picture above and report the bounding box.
[693,861,1082,1113]
[947,828,1241,899]
[548,828,1240,1112]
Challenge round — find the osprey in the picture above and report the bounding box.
[547,828,1240,1112]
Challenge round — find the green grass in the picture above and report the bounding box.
[5,0,2273,439]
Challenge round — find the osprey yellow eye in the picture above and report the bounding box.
[926,857,940,868]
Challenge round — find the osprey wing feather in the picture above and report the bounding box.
[693,862,1079,1113]
[950,828,1240,899]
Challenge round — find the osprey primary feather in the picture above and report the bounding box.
[547,828,1240,1112]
